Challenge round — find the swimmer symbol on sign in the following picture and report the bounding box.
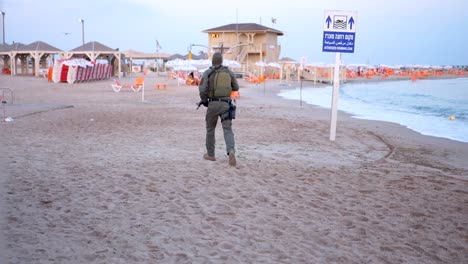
[333,15,347,29]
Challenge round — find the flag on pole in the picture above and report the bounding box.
[156,40,162,52]
[271,18,277,24]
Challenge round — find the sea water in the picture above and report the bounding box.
[278,78,468,143]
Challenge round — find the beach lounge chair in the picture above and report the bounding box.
[185,77,200,86]
[111,77,144,92]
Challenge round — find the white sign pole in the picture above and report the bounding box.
[329,52,341,141]
[323,10,357,141]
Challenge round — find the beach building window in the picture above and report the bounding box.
[211,34,220,38]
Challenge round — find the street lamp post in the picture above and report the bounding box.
[1,11,5,45]
[79,18,84,45]
[188,44,209,59]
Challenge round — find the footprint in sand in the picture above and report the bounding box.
[218,241,234,252]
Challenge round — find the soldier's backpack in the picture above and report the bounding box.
[209,67,232,98]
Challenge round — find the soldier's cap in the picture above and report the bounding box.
[212,52,223,67]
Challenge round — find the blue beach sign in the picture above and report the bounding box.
[323,10,357,53]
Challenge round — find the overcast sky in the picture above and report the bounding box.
[1,0,467,66]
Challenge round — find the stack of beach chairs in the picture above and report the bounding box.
[51,58,113,84]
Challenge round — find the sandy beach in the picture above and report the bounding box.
[0,73,467,263]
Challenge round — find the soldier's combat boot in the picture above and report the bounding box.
[203,154,216,161]
[228,152,236,166]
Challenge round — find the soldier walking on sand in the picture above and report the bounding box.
[198,52,239,166]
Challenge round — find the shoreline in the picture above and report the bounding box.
[1,74,467,263]
[272,77,468,144]
[344,73,466,84]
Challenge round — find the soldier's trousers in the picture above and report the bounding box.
[205,101,235,156]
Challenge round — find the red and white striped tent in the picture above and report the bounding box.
[52,58,112,83]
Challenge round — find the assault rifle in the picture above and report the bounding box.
[196,100,207,110]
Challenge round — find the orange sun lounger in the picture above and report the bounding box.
[111,77,144,92]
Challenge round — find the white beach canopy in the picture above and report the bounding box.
[346,63,372,69]
[173,65,197,71]
[165,58,185,68]
[224,59,241,68]
[166,58,240,69]
[267,62,281,68]
[189,59,211,68]
[305,62,336,68]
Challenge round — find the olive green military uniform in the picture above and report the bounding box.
[199,53,239,161]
